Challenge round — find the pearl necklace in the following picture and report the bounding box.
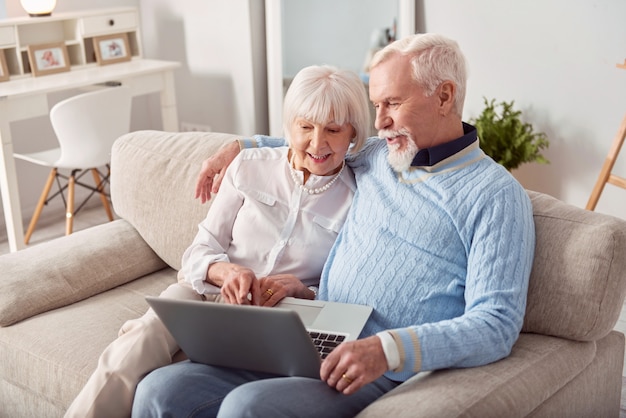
[288,153,345,195]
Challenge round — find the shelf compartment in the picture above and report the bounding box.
[0,27,15,47]
[17,20,79,47]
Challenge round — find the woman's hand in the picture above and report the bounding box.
[195,141,241,203]
[257,274,315,307]
[207,262,260,305]
[206,264,313,307]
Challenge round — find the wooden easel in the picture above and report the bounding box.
[586,59,626,211]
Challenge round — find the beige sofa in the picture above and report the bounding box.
[1,130,625,417]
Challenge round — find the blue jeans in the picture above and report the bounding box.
[132,361,399,418]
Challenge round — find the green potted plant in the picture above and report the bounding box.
[470,97,550,171]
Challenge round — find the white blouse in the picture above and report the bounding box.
[181,147,356,294]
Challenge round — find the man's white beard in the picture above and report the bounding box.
[381,129,419,172]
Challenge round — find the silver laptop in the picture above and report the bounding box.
[146,296,372,379]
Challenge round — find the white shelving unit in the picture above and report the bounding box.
[0,7,181,253]
[0,7,142,79]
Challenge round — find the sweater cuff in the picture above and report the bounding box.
[237,138,257,149]
[376,331,400,370]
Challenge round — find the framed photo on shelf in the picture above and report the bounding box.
[0,50,9,82]
[27,42,71,77]
[93,33,132,66]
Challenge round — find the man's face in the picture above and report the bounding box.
[369,53,441,172]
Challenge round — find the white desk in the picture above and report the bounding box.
[0,58,180,252]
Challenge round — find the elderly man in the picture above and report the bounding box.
[132,33,535,418]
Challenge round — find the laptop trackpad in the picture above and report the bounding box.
[277,297,373,341]
[282,303,322,327]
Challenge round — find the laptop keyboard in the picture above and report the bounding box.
[308,331,346,359]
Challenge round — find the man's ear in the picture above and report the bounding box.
[437,81,456,116]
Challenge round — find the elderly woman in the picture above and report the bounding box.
[64,64,371,418]
[183,65,371,307]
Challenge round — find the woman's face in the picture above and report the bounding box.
[289,117,354,180]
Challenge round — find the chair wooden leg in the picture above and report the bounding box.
[65,173,76,235]
[24,168,57,245]
[586,113,626,210]
[91,168,114,221]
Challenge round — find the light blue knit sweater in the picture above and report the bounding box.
[253,135,535,383]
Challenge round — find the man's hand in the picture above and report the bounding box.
[320,335,388,395]
[195,141,241,203]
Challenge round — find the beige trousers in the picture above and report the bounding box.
[64,280,220,418]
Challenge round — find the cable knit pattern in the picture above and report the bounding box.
[320,139,535,382]
[254,135,535,383]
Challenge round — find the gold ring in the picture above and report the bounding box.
[342,373,353,384]
[264,289,274,296]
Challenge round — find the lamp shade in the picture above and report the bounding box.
[20,0,57,17]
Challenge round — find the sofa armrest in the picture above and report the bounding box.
[357,333,598,417]
[523,191,626,341]
[0,219,167,326]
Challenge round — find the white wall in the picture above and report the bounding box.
[138,0,267,136]
[418,0,626,220]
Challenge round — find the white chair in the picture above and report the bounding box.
[14,86,132,244]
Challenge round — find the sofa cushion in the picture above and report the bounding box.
[525,331,624,418]
[0,267,176,417]
[0,220,166,327]
[110,130,240,270]
[522,191,626,341]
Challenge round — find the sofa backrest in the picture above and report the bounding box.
[522,191,626,341]
[111,130,236,270]
[110,131,626,343]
